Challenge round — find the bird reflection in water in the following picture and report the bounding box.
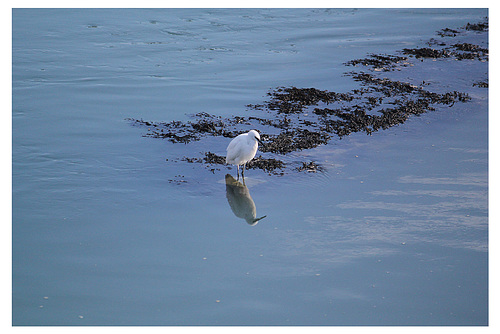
[225,174,267,226]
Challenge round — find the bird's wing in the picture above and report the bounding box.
[226,133,244,152]
[226,134,245,162]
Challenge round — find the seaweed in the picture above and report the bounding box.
[402,47,451,59]
[296,161,324,173]
[128,19,487,176]
[345,54,408,71]
[437,28,459,37]
[246,156,286,174]
[473,81,488,88]
[465,21,488,31]
[261,129,330,154]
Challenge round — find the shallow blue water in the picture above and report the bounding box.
[13,8,487,325]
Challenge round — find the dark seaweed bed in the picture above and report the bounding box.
[128,18,488,175]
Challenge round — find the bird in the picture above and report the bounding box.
[226,130,264,179]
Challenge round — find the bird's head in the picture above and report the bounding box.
[249,130,265,147]
[248,130,260,140]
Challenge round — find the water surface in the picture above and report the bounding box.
[12,8,488,325]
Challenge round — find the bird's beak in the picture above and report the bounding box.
[256,137,266,149]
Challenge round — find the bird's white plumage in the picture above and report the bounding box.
[226,130,262,177]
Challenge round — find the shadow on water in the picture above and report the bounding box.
[225,174,267,225]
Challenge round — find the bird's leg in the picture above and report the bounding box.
[236,165,240,180]
[242,164,246,185]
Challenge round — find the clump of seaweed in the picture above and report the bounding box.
[203,151,226,165]
[247,156,286,174]
[437,28,459,37]
[261,129,330,154]
[465,20,488,31]
[345,54,409,71]
[296,161,324,173]
[473,81,488,88]
[401,42,488,62]
[402,47,451,59]
[128,113,241,143]
[264,86,353,114]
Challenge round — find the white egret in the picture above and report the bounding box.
[226,130,264,179]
